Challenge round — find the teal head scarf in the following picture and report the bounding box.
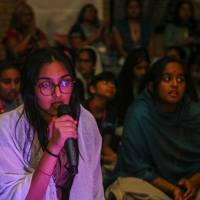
[106,58,200,190]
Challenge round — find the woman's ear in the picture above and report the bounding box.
[90,85,96,94]
[148,82,154,94]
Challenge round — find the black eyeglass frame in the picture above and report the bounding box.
[36,80,75,96]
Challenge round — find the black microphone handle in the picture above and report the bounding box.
[65,138,78,175]
[57,104,78,175]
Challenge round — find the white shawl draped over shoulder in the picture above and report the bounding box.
[0,105,105,200]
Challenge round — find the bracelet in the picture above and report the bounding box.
[36,166,52,177]
[45,148,59,158]
[170,185,175,193]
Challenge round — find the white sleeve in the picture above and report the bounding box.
[70,106,105,200]
[0,111,57,200]
[0,116,34,199]
[92,123,105,200]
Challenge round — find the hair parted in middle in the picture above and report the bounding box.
[18,47,80,158]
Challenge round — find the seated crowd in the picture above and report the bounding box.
[1,0,200,200]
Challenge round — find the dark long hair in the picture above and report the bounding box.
[77,47,97,65]
[17,47,80,159]
[165,46,186,61]
[89,71,118,97]
[10,3,34,29]
[145,57,198,102]
[116,48,150,125]
[76,4,99,26]
[118,47,150,93]
[125,0,142,9]
[125,0,142,18]
[188,53,200,67]
[0,60,21,76]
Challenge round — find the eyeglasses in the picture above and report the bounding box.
[37,80,75,96]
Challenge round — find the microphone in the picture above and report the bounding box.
[57,104,78,175]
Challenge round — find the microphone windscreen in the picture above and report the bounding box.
[57,104,72,118]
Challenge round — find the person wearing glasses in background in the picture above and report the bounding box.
[0,47,104,200]
[76,46,103,102]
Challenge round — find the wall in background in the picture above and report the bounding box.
[0,0,103,59]
[0,0,200,60]
[27,0,103,45]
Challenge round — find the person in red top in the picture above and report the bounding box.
[2,3,48,65]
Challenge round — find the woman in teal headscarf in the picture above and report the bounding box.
[105,57,200,200]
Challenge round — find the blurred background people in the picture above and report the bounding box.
[189,53,200,103]
[69,4,121,75]
[115,48,150,126]
[2,3,48,66]
[105,57,200,200]
[82,72,119,184]
[0,60,22,114]
[113,0,154,59]
[165,46,186,62]
[163,0,200,61]
[75,46,102,102]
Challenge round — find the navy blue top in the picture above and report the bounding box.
[114,18,153,53]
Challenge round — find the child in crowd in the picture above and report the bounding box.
[105,57,200,200]
[82,72,118,165]
[76,46,102,102]
[0,60,22,114]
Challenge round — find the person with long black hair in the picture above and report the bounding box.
[68,4,121,75]
[105,57,200,200]
[115,48,150,126]
[0,47,104,200]
[2,3,48,65]
[163,1,200,60]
